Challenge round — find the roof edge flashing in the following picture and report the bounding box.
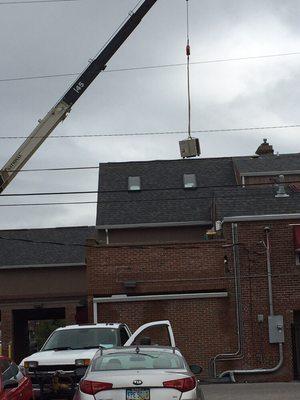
[241,170,300,177]
[96,220,212,230]
[0,262,86,270]
[223,213,300,223]
[93,291,228,304]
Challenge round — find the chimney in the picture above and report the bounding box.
[275,175,289,198]
[255,139,274,156]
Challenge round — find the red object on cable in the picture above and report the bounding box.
[163,376,196,392]
[79,380,113,395]
[186,44,191,56]
[294,226,300,252]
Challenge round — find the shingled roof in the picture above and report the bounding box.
[96,154,300,228]
[97,158,236,227]
[217,187,300,219]
[233,153,300,175]
[0,226,95,268]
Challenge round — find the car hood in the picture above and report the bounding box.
[20,348,98,366]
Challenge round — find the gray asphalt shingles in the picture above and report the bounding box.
[97,155,300,227]
[97,158,235,226]
[233,153,300,174]
[0,226,95,267]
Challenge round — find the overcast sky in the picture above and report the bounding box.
[0,0,300,229]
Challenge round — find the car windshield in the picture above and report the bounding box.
[42,328,118,351]
[92,351,184,371]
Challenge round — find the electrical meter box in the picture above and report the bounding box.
[179,138,201,158]
[268,315,284,343]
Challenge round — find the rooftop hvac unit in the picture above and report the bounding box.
[179,138,201,158]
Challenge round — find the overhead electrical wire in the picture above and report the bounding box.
[0,175,300,195]
[0,177,300,199]
[1,230,300,277]
[1,51,300,83]
[0,188,299,207]
[0,0,78,4]
[1,163,300,177]
[1,123,300,140]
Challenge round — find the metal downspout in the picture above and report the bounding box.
[265,227,274,316]
[211,223,244,377]
[93,300,98,323]
[219,226,284,382]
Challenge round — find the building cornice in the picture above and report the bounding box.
[0,262,86,270]
[223,214,300,223]
[96,220,212,230]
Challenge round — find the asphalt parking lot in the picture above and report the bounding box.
[201,382,300,399]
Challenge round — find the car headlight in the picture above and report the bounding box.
[75,359,91,367]
[24,361,39,369]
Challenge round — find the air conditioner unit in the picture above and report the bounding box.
[179,138,201,158]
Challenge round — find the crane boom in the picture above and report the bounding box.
[0,0,158,193]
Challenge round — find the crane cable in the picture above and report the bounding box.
[186,0,192,139]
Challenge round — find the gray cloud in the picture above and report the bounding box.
[0,0,300,228]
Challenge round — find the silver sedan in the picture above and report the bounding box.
[75,346,205,400]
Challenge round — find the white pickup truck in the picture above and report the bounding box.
[21,321,175,398]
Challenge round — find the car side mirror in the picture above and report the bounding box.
[4,379,19,390]
[75,368,86,378]
[190,365,202,375]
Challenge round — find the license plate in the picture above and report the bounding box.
[126,388,150,400]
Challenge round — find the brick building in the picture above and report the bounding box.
[1,140,300,382]
[87,142,300,382]
[0,227,93,362]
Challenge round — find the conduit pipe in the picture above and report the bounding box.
[211,223,244,378]
[219,226,284,382]
[219,342,284,382]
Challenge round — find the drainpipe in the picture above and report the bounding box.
[219,226,284,382]
[210,223,244,377]
[105,229,109,245]
[265,227,274,316]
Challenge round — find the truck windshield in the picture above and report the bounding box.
[42,328,118,351]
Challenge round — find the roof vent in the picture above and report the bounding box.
[255,138,274,156]
[128,176,141,191]
[183,174,197,189]
[275,175,289,198]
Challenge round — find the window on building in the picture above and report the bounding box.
[183,174,197,189]
[296,253,300,266]
[128,176,141,191]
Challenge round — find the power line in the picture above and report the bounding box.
[12,166,99,172]
[0,234,100,249]
[1,229,300,288]
[0,201,96,206]
[0,184,299,206]
[1,51,300,83]
[1,177,300,196]
[0,192,294,206]
[1,123,300,140]
[0,0,78,4]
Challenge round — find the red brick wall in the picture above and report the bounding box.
[97,298,235,374]
[0,308,13,357]
[86,220,300,382]
[221,220,300,381]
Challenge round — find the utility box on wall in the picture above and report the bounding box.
[268,315,285,343]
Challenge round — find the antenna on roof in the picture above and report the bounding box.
[179,0,200,159]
